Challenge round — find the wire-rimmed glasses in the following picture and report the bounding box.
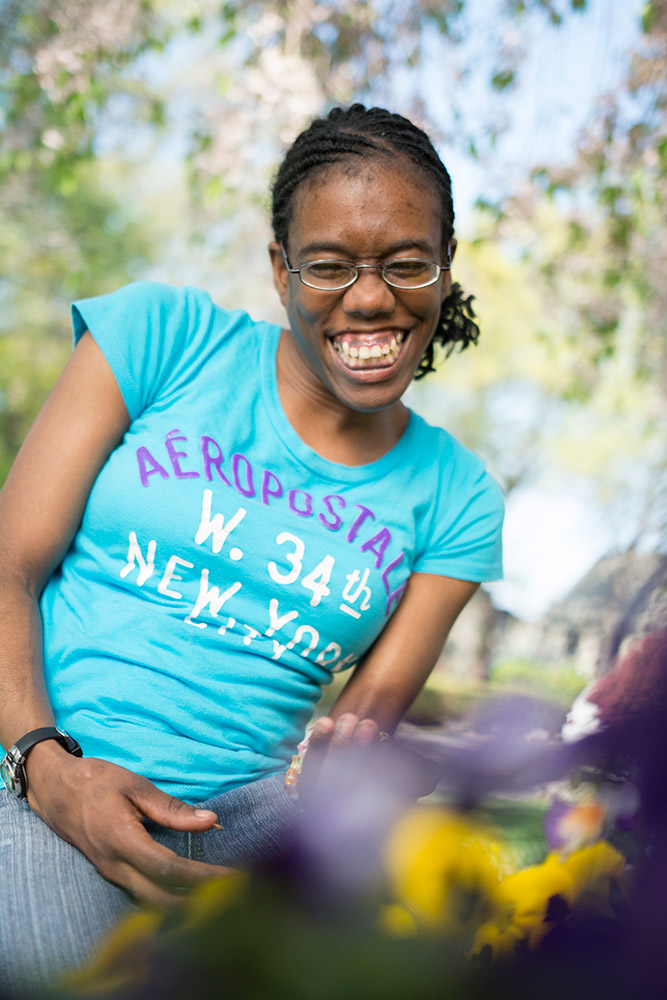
[281,245,451,291]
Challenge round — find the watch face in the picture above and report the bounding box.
[1,754,18,795]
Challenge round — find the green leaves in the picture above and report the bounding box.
[491,69,516,91]
[641,1,658,33]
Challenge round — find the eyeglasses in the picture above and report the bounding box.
[281,245,451,291]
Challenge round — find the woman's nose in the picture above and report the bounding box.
[342,267,396,315]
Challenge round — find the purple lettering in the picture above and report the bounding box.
[262,470,284,505]
[381,551,407,617]
[232,453,255,498]
[318,494,346,531]
[200,436,231,486]
[288,489,314,518]
[136,446,170,488]
[165,429,200,480]
[346,504,375,543]
[385,581,408,617]
[359,528,392,570]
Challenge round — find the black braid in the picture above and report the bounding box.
[271,104,480,376]
[415,282,479,378]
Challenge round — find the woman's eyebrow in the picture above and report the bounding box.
[299,238,436,257]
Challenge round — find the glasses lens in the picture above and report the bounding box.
[383,260,440,288]
[302,261,356,289]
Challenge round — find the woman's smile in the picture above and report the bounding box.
[330,328,406,372]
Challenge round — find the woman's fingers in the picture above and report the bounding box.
[329,712,359,747]
[110,851,233,909]
[130,781,219,832]
[300,714,383,799]
[112,826,233,904]
[323,713,379,748]
[354,718,380,746]
[28,754,235,904]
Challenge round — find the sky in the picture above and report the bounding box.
[426,0,643,228]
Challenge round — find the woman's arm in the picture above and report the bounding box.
[0,332,228,905]
[303,573,478,771]
[330,573,478,729]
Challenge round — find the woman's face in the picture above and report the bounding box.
[270,162,454,414]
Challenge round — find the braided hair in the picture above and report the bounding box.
[271,104,479,379]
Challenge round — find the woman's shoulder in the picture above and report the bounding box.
[71,281,268,419]
[408,409,494,479]
[75,280,255,324]
[405,412,504,580]
[406,409,504,519]
[73,279,268,357]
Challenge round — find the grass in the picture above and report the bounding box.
[488,658,588,706]
[476,796,550,869]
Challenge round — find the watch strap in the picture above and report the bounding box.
[13,726,82,760]
[2,726,82,800]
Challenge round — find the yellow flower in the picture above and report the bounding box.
[497,853,575,948]
[378,903,419,938]
[180,871,248,929]
[62,873,248,996]
[385,807,503,936]
[472,918,524,959]
[60,909,163,996]
[472,841,625,958]
[560,841,625,897]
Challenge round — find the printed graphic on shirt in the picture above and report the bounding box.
[116,425,412,677]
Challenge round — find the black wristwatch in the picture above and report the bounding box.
[0,727,82,800]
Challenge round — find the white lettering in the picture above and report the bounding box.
[286,625,319,658]
[264,598,299,637]
[301,554,335,607]
[218,617,236,636]
[195,489,246,554]
[268,532,305,585]
[243,625,261,646]
[119,531,156,586]
[157,555,194,599]
[184,568,241,627]
[332,652,359,673]
[271,623,320,661]
[316,641,342,666]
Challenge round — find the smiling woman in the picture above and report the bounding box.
[271,166,450,431]
[0,103,503,995]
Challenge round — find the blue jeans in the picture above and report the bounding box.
[0,775,299,998]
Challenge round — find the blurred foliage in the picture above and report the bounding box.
[414,0,667,550]
[0,158,153,482]
[1,0,664,553]
[489,658,587,705]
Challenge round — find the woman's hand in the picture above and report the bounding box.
[298,712,379,797]
[25,742,231,908]
[297,575,481,804]
[299,712,440,802]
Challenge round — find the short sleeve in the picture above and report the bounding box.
[71,281,241,421]
[413,444,505,582]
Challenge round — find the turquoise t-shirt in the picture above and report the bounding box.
[39,281,504,803]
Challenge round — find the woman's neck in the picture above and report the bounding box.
[276,330,409,466]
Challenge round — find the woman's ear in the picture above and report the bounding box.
[268,242,288,305]
[441,238,457,304]
[448,238,458,265]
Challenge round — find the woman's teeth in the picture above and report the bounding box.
[332,332,404,368]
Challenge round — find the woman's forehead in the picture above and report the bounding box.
[287,162,444,254]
